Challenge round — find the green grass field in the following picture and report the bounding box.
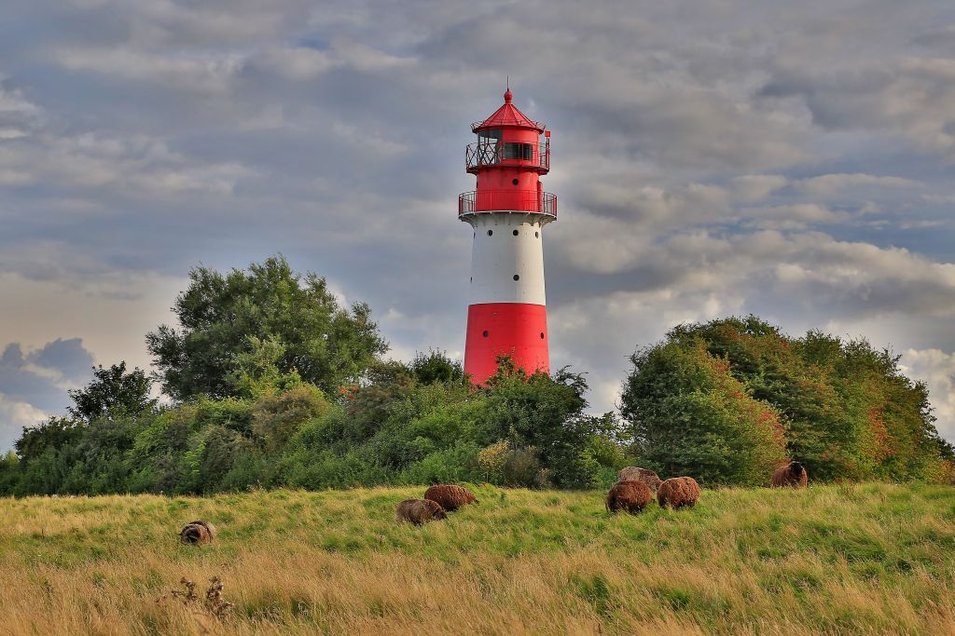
[1,482,953,634]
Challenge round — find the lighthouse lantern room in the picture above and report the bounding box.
[459,87,557,384]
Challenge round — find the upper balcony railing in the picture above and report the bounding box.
[458,190,557,219]
[465,138,550,173]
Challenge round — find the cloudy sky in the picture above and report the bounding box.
[1,0,954,450]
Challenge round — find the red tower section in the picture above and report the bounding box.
[459,88,557,383]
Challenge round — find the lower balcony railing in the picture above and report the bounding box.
[458,190,557,218]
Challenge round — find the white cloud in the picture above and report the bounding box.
[732,175,788,202]
[0,84,39,117]
[900,349,955,443]
[741,203,849,229]
[254,47,335,80]
[0,394,47,452]
[54,48,244,95]
[0,130,254,197]
[796,173,918,196]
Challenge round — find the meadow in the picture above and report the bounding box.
[1,482,952,634]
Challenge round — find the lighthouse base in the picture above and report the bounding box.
[464,302,549,384]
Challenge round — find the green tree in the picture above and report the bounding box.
[408,349,465,385]
[146,256,387,400]
[12,417,84,495]
[68,362,155,421]
[622,316,952,484]
[621,340,788,486]
[0,451,19,495]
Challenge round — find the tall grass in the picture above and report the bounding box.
[0,483,952,634]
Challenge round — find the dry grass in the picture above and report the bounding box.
[0,483,952,634]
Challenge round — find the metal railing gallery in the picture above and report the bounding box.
[458,190,557,218]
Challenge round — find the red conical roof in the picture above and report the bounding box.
[472,88,545,132]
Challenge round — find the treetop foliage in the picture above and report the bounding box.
[146,256,387,400]
[67,362,155,422]
[621,316,954,485]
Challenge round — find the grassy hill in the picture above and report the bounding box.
[1,483,952,634]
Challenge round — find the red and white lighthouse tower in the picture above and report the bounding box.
[459,87,557,383]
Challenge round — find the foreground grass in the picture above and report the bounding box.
[0,483,952,634]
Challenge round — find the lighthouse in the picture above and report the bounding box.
[459,87,557,383]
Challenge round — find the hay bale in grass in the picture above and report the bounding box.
[618,466,663,492]
[772,461,809,488]
[180,520,216,545]
[423,484,477,512]
[606,480,653,514]
[396,499,447,525]
[657,477,701,509]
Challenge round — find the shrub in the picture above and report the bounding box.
[478,440,510,483]
[396,443,482,485]
[252,384,330,452]
[502,446,546,488]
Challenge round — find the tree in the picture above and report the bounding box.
[146,256,388,400]
[13,416,83,495]
[68,362,155,421]
[621,316,953,484]
[621,340,788,486]
[408,349,465,385]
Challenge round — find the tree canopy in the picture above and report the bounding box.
[621,316,954,485]
[67,362,154,421]
[146,256,387,400]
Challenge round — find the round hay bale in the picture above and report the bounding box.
[396,499,447,525]
[657,477,700,509]
[606,480,653,514]
[180,520,216,545]
[772,461,809,488]
[423,484,477,512]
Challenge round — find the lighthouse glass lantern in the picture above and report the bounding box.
[459,88,557,384]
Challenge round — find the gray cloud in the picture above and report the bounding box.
[0,338,95,449]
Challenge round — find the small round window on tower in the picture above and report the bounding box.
[487,230,493,236]
[535,231,540,238]
[513,274,520,281]
[540,332,545,339]
[512,178,519,186]
[512,229,519,236]
[482,330,489,337]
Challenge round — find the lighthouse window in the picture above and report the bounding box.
[513,274,520,281]
[503,143,533,160]
[512,178,519,186]
[540,332,545,339]
[512,229,519,236]
[482,330,489,337]
[476,130,502,165]
[535,231,540,238]
[487,230,493,236]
